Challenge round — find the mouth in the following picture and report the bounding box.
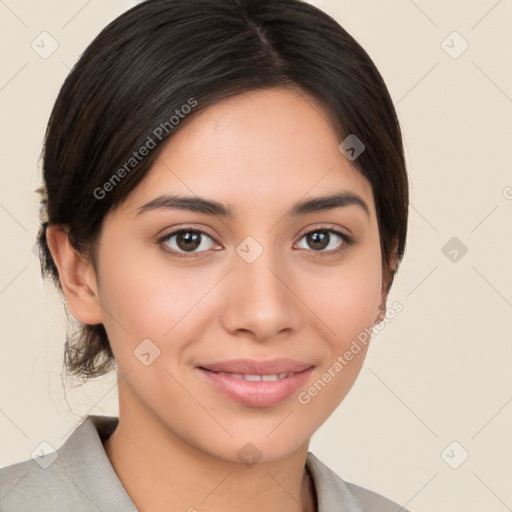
[204,371,296,381]
[196,358,314,407]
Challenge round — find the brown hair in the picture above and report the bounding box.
[37,0,408,381]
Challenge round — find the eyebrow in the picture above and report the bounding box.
[136,191,370,218]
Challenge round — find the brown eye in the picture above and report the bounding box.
[176,231,201,251]
[306,231,329,250]
[296,228,350,253]
[161,228,217,254]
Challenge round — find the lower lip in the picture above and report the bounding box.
[196,367,314,407]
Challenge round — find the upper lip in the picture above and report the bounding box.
[197,358,314,375]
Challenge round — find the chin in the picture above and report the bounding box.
[195,421,313,466]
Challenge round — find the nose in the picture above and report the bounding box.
[219,246,303,342]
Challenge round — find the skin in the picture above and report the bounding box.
[47,87,395,512]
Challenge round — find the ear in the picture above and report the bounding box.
[45,225,104,325]
[373,238,400,325]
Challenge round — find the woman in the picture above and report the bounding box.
[0,0,409,510]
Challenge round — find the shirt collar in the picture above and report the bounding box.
[61,414,354,512]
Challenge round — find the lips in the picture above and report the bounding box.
[196,358,314,407]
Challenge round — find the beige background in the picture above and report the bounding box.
[1,1,511,511]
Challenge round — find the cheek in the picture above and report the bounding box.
[293,259,382,421]
[96,242,236,376]
[95,243,199,358]
[308,252,383,344]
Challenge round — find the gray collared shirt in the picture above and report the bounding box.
[0,415,409,511]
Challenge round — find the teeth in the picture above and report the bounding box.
[217,371,292,381]
[244,374,262,381]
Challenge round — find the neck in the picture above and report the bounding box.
[103,397,317,512]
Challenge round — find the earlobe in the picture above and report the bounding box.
[45,225,104,325]
[375,238,400,325]
[373,301,387,325]
[377,267,392,325]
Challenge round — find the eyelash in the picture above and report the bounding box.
[157,225,354,259]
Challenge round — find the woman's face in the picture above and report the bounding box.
[93,87,387,462]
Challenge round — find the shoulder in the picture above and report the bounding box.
[0,454,73,510]
[306,452,410,512]
[0,415,136,512]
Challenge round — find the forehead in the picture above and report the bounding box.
[121,87,374,218]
